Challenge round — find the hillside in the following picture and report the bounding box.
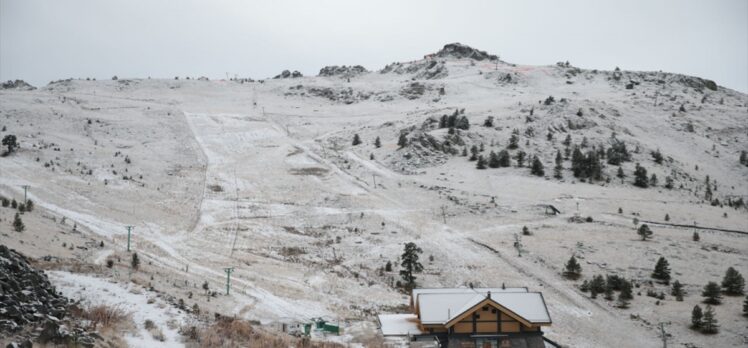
[1,43,747,347]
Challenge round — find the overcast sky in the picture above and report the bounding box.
[1,0,746,92]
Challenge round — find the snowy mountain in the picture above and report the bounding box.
[1,43,747,347]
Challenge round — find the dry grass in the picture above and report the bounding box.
[70,303,131,331]
[181,318,346,348]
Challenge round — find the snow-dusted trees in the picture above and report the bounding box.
[397,133,408,148]
[374,136,381,148]
[702,281,722,305]
[672,280,685,301]
[530,155,544,176]
[352,134,362,146]
[721,267,745,295]
[2,134,18,154]
[633,163,649,188]
[400,242,423,288]
[12,213,24,232]
[131,253,140,270]
[652,257,671,284]
[563,255,582,279]
[637,224,653,241]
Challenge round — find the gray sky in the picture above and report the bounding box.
[1,0,747,92]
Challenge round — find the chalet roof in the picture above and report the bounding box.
[412,287,527,309]
[415,288,551,325]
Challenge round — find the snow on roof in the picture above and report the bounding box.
[412,287,527,307]
[378,313,425,336]
[417,290,551,325]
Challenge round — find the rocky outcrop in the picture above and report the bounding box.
[381,60,448,79]
[1,80,35,91]
[274,70,303,79]
[431,43,498,61]
[0,245,95,347]
[318,65,368,78]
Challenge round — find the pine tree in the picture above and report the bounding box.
[633,164,649,188]
[616,290,630,308]
[498,150,511,167]
[508,132,519,149]
[352,134,362,146]
[704,175,713,201]
[562,134,572,147]
[671,280,685,301]
[12,212,24,232]
[590,275,606,298]
[692,232,700,242]
[637,224,653,241]
[691,305,703,329]
[374,136,381,148]
[554,150,563,179]
[701,305,719,334]
[400,242,423,288]
[619,279,633,301]
[530,155,544,176]
[469,145,479,161]
[488,151,500,168]
[131,253,140,270]
[664,176,674,189]
[515,151,526,167]
[461,147,468,157]
[664,213,670,222]
[651,149,664,164]
[721,267,745,295]
[385,261,392,272]
[702,281,722,304]
[476,155,487,169]
[649,174,658,187]
[652,257,671,284]
[483,116,494,127]
[398,133,408,148]
[563,255,582,279]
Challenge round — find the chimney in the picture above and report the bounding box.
[487,291,491,299]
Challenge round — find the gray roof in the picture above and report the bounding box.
[414,288,551,325]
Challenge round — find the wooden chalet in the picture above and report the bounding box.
[378,287,553,348]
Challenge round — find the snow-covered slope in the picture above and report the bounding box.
[1,43,746,347]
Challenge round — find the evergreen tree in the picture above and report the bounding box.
[649,174,658,187]
[488,151,500,168]
[701,305,719,334]
[400,242,423,288]
[704,175,713,201]
[671,280,685,301]
[515,151,526,167]
[633,164,649,188]
[530,155,544,176]
[398,133,408,148]
[702,281,722,304]
[617,166,625,179]
[616,289,630,308]
[743,295,748,317]
[2,134,18,153]
[476,155,487,169]
[461,147,468,157]
[131,252,140,270]
[385,261,392,272]
[469,145,479,161]
[651,149,664,164]
[563,255,582,279]
[374,136,381,148]
[483,116,494,127]
[721,267,745,295]
[352,134,362,146]
[691,305,703,329]
[562,134,572,147]
[11,199,17,209]
[554,150,563,179]
[589,275,606,298]
[652,257,671,284]
[12,212,24,232]
[619,279,633,300]
[508,132,519,149]
[498,150,511,167]
[664,176,674,189]
[455,116,470,130]
[664,213,670,222]
[25,200,33,212]
[637,224,653,241]
[692,232,700,242]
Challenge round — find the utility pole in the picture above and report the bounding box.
[21,185,30,204]
[440,206,447,224]
[224,267,234,295]
[514,234,523,257]
[372,175,377,188]
[125,225,134,252]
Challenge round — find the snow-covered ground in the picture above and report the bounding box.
[1,45,747,347]
[48,271,188,347]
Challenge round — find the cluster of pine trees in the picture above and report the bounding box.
[1,195,33,233]
[439,109,470,130]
